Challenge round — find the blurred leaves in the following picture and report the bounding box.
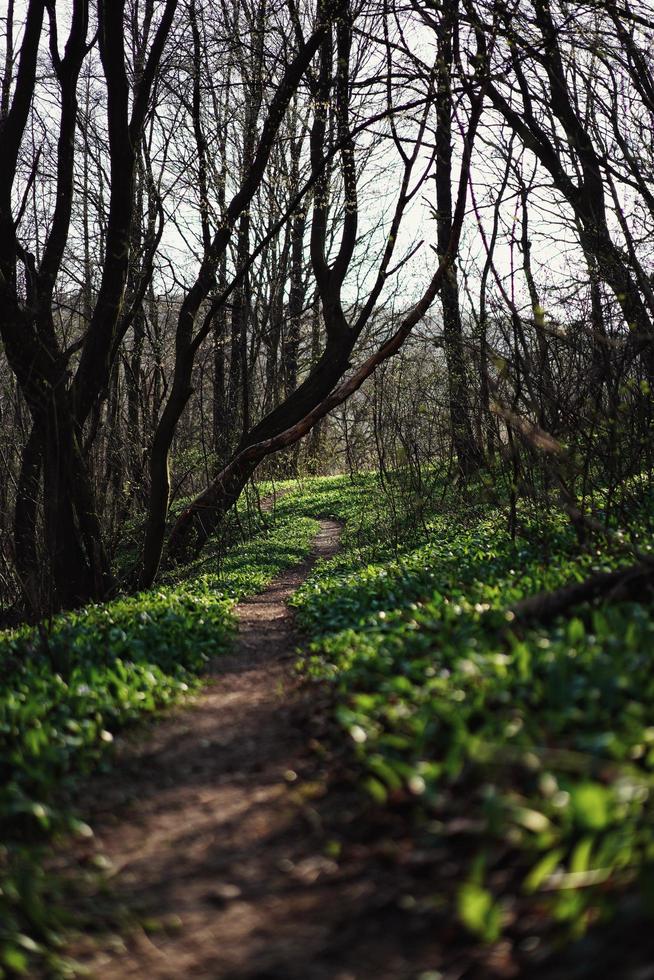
[287,473,654,947]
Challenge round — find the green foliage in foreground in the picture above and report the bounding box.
[286,474,654,949]
[0,515,318,976]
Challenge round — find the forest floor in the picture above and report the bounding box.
[27,478,654,980]
[62,520,444,979]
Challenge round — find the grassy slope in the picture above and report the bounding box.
[4,467,654,971]
[278,473,654,951]
[0,513,318,976]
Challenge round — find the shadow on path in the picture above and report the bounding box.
[63,519,444,979]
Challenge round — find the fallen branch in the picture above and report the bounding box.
[509,561,654,624]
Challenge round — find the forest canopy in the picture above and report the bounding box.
[0,0,652,615]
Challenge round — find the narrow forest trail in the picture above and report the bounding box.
[65,519,441,980]
[68,520,342,979]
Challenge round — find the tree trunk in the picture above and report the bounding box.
[435,0,482,475]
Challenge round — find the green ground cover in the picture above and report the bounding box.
[3,466,653,972]
[0,513,318,976]
[283,474,654,951]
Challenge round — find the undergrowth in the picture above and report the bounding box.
[5,463,654,973]
[284,473,654,960]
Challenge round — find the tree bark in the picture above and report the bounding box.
[435,0,483,475]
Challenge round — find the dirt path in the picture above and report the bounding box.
[62,520,654,980]
[70,519,395,979]
[65,519,467,979]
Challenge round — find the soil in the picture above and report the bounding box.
[59,519,650,980]
[65,520,441,979]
